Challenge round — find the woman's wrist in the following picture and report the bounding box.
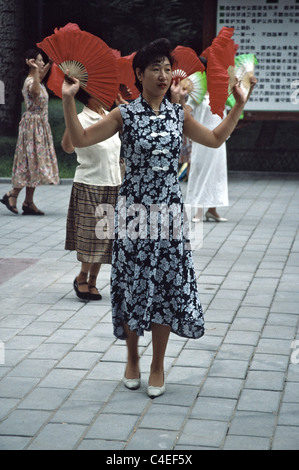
[179,97,186,107]
[62,92,76,103]
[230,102,244,124]
[229,113,239,126]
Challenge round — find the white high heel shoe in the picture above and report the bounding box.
[123,375,141,390]
[147,374,165,398]
[147,382,165,398]
[206,211,228,222]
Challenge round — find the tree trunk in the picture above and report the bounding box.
[0,0,24,136]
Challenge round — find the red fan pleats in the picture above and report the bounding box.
[46,63,64,99]
[201,27,238,118]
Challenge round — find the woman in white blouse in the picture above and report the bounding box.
[62,89,123,301]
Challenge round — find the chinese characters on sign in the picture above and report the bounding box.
[217,0,299,111]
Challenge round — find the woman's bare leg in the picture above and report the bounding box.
[7,188,22,209]
[149,323,170,387]
[207,207,218,217]
[88,263,101,295]
[123,323,140,379]
[76,262,91,293]
[23,187,40,211]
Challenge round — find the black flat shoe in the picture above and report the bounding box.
[22,203,45,216]
[0,194,18,214]
[73,278,90,301]
[88,285,102,301]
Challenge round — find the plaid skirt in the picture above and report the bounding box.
[65,182,120,264]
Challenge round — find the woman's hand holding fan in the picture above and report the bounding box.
[170,46,207,105]
[170,78,189,105]
[62,71,80,98]
[245,75,258,102]
[229,72,247,106]
[226,54,258,109]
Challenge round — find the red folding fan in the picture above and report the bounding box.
[117,53,139,100]
[171,46,205,83]
[200,27,238,118]
[111,49,121,59]
[37,23,120,108]
[46,62,65,98]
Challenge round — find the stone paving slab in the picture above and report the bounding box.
[0,173,298,451]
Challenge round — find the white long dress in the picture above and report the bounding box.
[185,94,229,209]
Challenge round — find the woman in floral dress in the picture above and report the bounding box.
[62,38,256,398]
[1,49,59,216]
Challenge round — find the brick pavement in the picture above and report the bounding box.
[0,173,298,451]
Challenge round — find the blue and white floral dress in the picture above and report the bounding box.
[111,95,204,340]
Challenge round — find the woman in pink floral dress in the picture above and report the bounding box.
[1,49,59,215]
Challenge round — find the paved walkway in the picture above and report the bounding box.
[0,173,298,451]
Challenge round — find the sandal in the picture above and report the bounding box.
[0,193,18,214]
[22,202,45,216]
[73,278,90,300]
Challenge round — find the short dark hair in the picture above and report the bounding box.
[24,48,43,71]
[133,38,174,93]
[75,87,90,106]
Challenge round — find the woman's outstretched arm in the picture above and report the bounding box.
[183,77,257,149]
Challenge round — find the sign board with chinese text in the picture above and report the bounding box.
[216,0,299,117]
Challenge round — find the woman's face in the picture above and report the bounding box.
[137,57,173,97]
[34,54,45,74]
